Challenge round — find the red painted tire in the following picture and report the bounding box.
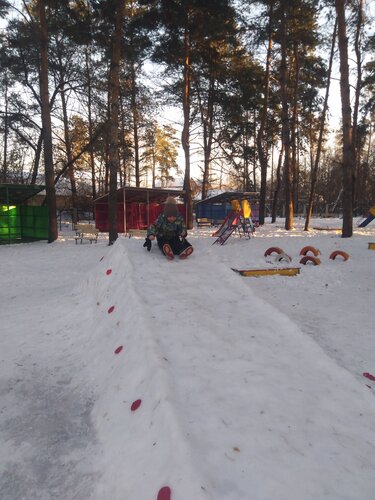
[264,246,284,257]
[299,246,321,256]
[299,255,321,265]
[329,250,349,261]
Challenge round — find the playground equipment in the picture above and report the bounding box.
[300,255,321,265]
[299,246,321,257]
[263,247,292,263]
[233,244,352,278]
[232,267,300,277]
[212,199,254,245]
[0,183,48,244]
[264,246,284,257]
[329,250,349,261]
[358,206,375,227]
[274,253,292,263]
[195,190,259,226]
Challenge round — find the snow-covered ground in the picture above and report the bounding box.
[1,217,375,500]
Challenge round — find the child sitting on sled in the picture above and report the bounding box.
[144,196,193,260]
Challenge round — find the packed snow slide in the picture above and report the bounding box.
[358,205,375,227]
[84,237,375,500]
[74,241,209,500]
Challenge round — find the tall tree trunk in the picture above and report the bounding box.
[256,2,273,225]
[360,121,372,206]
[85,47,97,203]
[335,0,354,237]
[108,0,125,245]
[119,97,126,187]
[291,41,300,213]
[305,18,337,231]
[38,0,57,243]
[152,142,156,188]
[2,72,8,182]
[352,0,363,208]
[60,87,79,224]
[182,23,193,228]
[244,111,250,190]
[31,133,43,184]
[197,73,215,200]
[130,59,141,187]
[279,1,293,230]
[271,144,284,223]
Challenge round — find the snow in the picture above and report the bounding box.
[1,217,375,500]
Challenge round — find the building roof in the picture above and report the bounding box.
[195,191,259,205]
[0,184,46,205]
[94,186,185,204]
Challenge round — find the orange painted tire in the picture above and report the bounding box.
[299,246,321,256]
[329,250,349,261]
[299,255,321,266]
[264,246,284,257]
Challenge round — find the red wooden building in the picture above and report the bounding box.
[94,187,185,233]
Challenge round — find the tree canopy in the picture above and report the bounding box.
[0,0,374,238]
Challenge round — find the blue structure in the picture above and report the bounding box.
[196,201,232,224]
[195,191,259,225]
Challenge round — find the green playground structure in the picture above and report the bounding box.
[0,184,48,244]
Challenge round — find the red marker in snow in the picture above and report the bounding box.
[107,306,115,314]
[106,269,112,275]
[363,372,375,381]
[114,346,123,354]
[157,486,171,500]
[131,399,142,412]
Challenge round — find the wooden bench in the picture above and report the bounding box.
[74,223,99,244]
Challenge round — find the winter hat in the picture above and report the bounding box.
[164,196,179,217]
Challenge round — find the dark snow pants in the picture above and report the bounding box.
[157,235,192,256]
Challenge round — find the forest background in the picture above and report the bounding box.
[0,0,374,242]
